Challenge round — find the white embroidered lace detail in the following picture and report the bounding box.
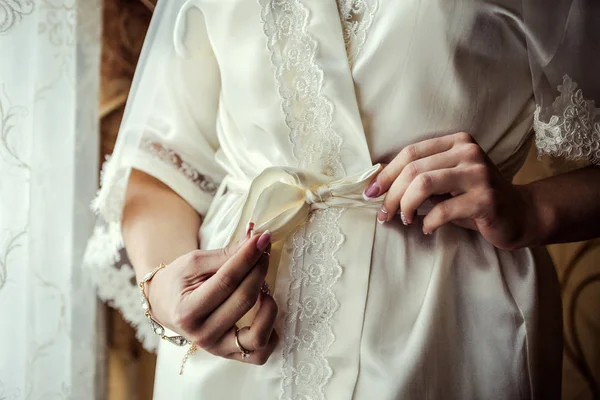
[260,0,344,178]
[84,220,160,351]
[337,0,378,65]
[534,75,600,165]
[84,156,160,351]
[259,1,374,399]
[282,209,344,400]
[140,138,220,195]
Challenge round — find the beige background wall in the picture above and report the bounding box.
[99,1,600,398]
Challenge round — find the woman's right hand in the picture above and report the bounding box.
[144,230,278,365]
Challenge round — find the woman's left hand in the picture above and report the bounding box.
[363,132,539,250]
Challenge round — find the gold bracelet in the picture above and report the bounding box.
[138,263,198,374]
[139,264,189,346]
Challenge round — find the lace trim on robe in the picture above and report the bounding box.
[83,138,217,351]
[84,155,160,350]
[260,0,344,396]
[337,0,379,65]
[282,209,345,400]
[260,0,344,178]
[259,1,376,399]
[534,75,600,165]
[85,219,161,349]
[139,138,220,195]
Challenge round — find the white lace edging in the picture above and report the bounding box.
[84,222,160,350]
[260,0,344,178]
[84,140,218,352]
[139,138,219,195]
[259,1,367,399]
[534,75,600,165]
[84,155,160,350]
[337,0,379,65]
[281,209,344,400]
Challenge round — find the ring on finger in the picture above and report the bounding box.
[235,327,252,359]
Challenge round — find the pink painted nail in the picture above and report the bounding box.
[364,182,381,198]
[377,206,388,224]
[400,212,409,226]
[260,281,271,296]
[256,230,272,251]
[246,222,255,237]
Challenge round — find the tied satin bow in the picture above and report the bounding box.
[228,163,421,327]
[228,164,386,245]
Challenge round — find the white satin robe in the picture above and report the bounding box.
[112,0,571,399]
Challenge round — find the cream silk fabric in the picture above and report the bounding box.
[227,164,385,245]
[83,0,600,399]
[226,164,386,325]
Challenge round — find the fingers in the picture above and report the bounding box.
[397,168,477,225]
[206,292,278,356]
[368,133,494,230]
[243,292,278,351]
[226,329,280,366]
[422,192,481,234]
[182,231,272,319]
[364,133,468,198]
[194,249,271,347]
[203,292,279,365]
[379,149,463,221]
[397,160,492,225]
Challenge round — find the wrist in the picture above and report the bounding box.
[140,263,172,328]
[517,182,557,247]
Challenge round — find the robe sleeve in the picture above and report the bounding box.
[83,0,224,350]
[96,0,224,221]
[525,0,600,165]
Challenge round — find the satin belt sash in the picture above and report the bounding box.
[223,163,437,325]
[224,163,388,247]
[224,163,386,325]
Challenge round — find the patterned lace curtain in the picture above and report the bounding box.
[0,1,101,398]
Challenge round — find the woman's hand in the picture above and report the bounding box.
[145,230,279,365]
[364,132,540,250]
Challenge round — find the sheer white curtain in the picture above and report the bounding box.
[0,1,101,398]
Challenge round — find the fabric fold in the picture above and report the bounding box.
[227,164,385,246]
[227,163,385,327]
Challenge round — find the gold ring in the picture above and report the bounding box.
[234,327,252,359]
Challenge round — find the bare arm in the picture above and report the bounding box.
[525,165,600,246]
[122,169,201,281]
[120,169,279,365]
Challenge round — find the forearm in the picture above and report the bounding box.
[122,169,202,281]
[523,165,600,246]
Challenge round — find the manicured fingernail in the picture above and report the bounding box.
[256,230,272,251]
[260,281,271,296]
[377,206,388,224]
[400,212,409,226]
[364,182,381,198]
[246,222,255,237]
